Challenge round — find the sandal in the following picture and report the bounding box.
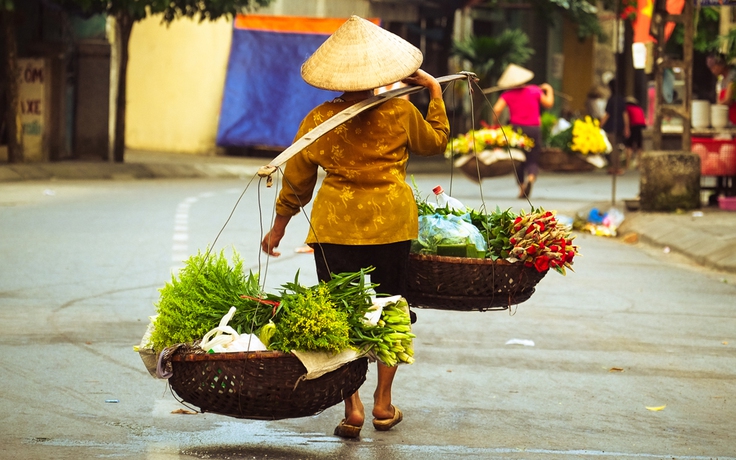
[334,419,362,439]
[523,180,533,198]
[517,185,526,199]
[372,406,403,431]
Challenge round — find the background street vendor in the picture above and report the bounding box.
[707,53,736,124]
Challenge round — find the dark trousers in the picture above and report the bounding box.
[513,124,541,183]
[312,241,411,297]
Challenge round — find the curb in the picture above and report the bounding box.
[0,162,264,183]
[618,211,736,274]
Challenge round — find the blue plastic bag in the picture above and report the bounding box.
[414,214,487,254]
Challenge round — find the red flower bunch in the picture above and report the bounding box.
[508,209,580,275]
[620,0,637,21]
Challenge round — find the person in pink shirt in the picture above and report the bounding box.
[492,65,554,198]
[624,96,646,169]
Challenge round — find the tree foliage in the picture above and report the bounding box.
[536,0,602,40]
[475,0,603,41]
[55,0,274,23]
[452,29,534,87]
[667,6,720,57]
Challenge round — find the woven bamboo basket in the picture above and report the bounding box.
[405,254,548,312]
[168,349,368,420]
[539,148,598,172]
[454,149,526,181]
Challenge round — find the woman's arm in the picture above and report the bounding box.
[261,214,292,257]
[492,97,507,124]
[539,83,555,109]
[402,69,442,99]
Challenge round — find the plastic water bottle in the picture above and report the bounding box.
[433,185,465,211]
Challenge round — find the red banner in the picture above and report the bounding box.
[632,0,685,43]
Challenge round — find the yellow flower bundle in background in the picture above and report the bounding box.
[571,116,607,155]
[445,126,534,158]
[548,116,611,156]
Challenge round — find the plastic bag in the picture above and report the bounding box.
[363,295,403,326]
[551,118,572,136]
[603,207,625,229]
[588,208,605,224]
[200,306,267,353]
[601,128,613,153]
[583,207,625,237]
[415,214,487,255]
[135,315,160,378]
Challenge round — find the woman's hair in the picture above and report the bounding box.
[587,86,604,98]
[707,54,727,69]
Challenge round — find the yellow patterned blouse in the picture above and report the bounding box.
[275,97,449,245]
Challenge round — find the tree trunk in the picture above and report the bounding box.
[2,9,22,163]
[112,11,133,163]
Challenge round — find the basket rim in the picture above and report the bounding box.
[171,350,294,362]
[409,252,547,271]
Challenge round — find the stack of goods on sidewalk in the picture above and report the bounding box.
[135,250,415,420]
[405,185,580,311]
[573,207,625,237]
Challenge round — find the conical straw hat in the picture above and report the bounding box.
[496,64,534,89]
[301,15,423,92]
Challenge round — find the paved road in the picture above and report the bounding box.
[0,175,734,459]
[3,151,734,275]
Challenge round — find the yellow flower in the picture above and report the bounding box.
[445,126,534,158]
[570,117,606,155]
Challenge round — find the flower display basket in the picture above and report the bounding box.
[404,254,548,312]
[168,349,368,420]
[454,148,526,181]
[539,148,599,172]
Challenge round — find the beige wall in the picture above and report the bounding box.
[561,17,595,114]
[126,16,232,155]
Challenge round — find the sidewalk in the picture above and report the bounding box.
[616,207,736,274]
[0,150,267,182]
[1,150,735,274]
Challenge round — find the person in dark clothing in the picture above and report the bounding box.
[600,79,629,175]
[624,96,646,169]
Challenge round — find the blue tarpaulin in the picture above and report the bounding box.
[217,16,366,149]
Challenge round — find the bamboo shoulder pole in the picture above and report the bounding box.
[257,72,477,179]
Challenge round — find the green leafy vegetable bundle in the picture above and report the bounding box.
[268,284,351,354]
[150,249,276,352]
[150,251,415,365]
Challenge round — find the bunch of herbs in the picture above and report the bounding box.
[150,249,276,352]
[268,269,377,354]
[472,207,516,260]
[268,282,351,353]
